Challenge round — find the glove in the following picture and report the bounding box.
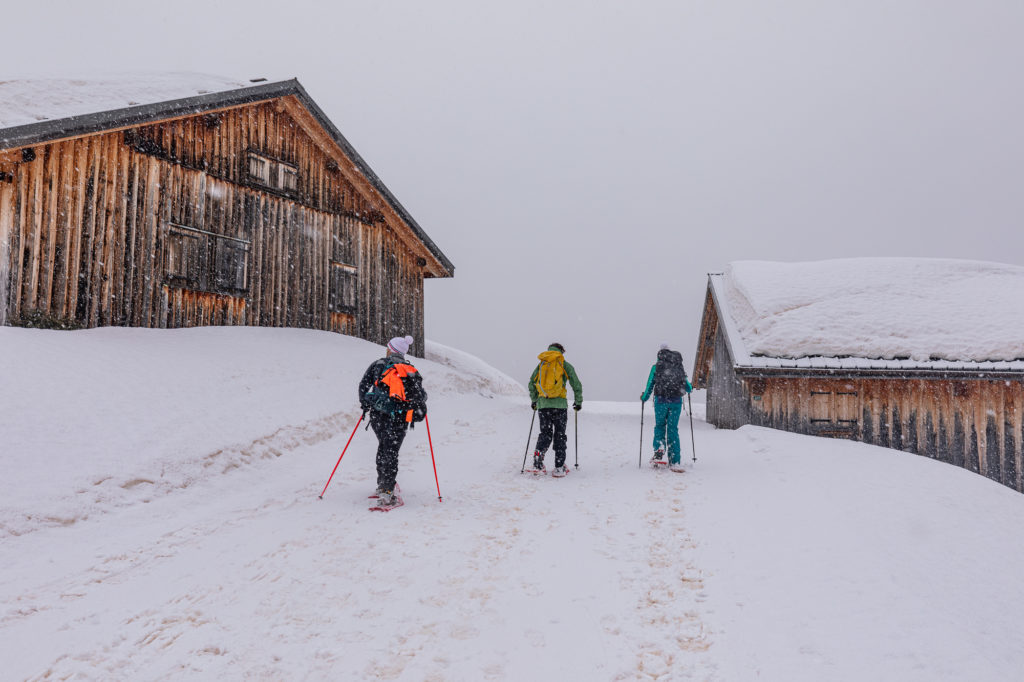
[640,393,648,402]
[531,402,537,410]
[685,380,693,394]
[573,403,582,411]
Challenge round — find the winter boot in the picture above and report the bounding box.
[377,490,397,506]
[552,465,567,478]
[653,448,665,461]
[532,451,545,471]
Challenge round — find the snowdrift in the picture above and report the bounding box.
[3,326,1024,681]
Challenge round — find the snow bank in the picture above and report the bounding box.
[0,73,251,129]
[4,326,1024,680]
[425,339,526,398]
[0,327,515,539]
[723,258,1024,363]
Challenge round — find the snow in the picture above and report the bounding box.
[0,74,252,129]
[719,258,1024,367]
[3,326,1024,680]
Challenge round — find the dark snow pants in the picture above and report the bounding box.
[535,408,568,468]
[369,410,408,492]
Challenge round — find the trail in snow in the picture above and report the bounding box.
[5,327,1024,681]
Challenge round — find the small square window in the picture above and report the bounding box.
[247,153,271,184]
[279,164,298,192]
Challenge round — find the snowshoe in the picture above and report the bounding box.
[369,483,401,499]
[669,464,686,473]
[369,489,404,512]
[525,452,546,475]
[552,465,569,478]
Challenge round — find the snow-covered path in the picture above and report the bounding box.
[2,395,714,680]
[4,327,1024,681]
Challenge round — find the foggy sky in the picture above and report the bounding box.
[7,1,1024,399]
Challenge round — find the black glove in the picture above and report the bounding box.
[573,403,582,411]
[531,402,537,410]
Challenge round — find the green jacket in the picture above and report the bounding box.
[528,347,583,409]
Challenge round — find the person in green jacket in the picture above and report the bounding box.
[641,344,692,472]
[527,343,583,477]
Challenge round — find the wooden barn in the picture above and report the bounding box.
[693,259,1024,493]
[0,75,453,350]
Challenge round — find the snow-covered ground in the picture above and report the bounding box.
[2,326,1024,681]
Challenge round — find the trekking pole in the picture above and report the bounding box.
[424,415,443,502]
[687,393,697,463]
[574,408,579,469]
[318,412,364,499]
[639,401,645,469]
[520,407,537,473]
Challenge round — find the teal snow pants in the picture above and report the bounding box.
[653,400,683,464]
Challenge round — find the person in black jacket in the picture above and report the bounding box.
[357,335,426,506]
[640,344,692,472]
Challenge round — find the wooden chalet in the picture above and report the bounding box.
[694,259,1024,493]
[0,75,453,351]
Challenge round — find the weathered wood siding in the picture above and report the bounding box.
[706,328,750,430]
[0,99,428,349]
[718,372,1024,493]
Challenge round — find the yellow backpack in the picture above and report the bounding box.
[534,350,567,399]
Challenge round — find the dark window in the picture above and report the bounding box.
[329,262,358,314]
[165,227,203,287]
[214,238,249,292]
[165,223,249,295]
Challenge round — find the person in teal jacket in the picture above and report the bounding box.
[641,344,692,471]
[527,343,583,477]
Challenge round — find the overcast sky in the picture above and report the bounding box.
[8,1,1024,399]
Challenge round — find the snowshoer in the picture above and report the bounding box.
[527,343,583,477]
[641,344,692,472]
[358,335,427,507]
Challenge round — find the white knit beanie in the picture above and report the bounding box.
[659,343,669,350]
[387,335,414,355]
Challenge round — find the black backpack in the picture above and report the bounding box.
[653,349,687,400]
[369,359,428,423]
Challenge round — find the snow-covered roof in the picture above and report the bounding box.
[0,73,251,129]
[0,73,455,277]
[712,258,1024,372]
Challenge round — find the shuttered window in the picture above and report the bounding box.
[165,228,202,286]
[329,262,358,314]
[247,151,299,194]
[165,223,249,295]
[808,387,859,429]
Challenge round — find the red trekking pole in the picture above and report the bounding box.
[318,412,364,499]
[425,415,443,502]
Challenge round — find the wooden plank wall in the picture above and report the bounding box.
[738,375,1024,493]
[706,329,750,429]
[0,99,427,350]
[0,168,13,326]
